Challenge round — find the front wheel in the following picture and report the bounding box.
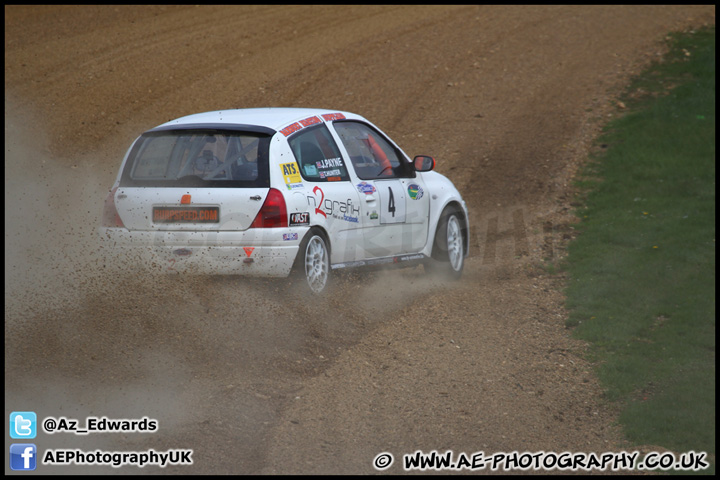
[427,211,465,280]
[294,229,331,294]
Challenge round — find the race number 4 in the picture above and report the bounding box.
[377,180,406,224]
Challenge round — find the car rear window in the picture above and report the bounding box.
[120,130,271,188]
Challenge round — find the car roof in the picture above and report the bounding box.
[150,108,363,134]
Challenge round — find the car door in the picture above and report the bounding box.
[329,120,430,258]
[285,123,362,263]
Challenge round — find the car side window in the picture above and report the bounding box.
[332,121,410,180]
[288,124,350,182]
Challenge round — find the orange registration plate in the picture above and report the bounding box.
[153,206,219,223]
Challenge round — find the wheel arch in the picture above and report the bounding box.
[294,224,332,266]
[291,225,333,294]
[430,200,470,260]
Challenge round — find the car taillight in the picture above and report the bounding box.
[101,186,125,228]
[250,188,288,228]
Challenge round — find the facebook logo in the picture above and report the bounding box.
[10,444,37,471]
[10,412,37,439]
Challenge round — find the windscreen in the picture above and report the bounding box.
[120,130,271,188]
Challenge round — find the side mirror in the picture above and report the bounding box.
[413,155,435,172]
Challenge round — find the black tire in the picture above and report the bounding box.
[426,210,465,280]
[293,228,331,294]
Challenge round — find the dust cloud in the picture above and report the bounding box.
[4,97,447,474]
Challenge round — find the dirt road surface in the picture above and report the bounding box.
[5,5,714,475]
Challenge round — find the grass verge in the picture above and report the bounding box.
[564,27,715,473]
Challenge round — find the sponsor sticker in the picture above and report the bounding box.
[281,162,302,185]
[407,184,424,200]
[289,212,310,226]
[153,206,219,223]
[321,112,346,121]
[356,182,376,195]
[279,113,345,137]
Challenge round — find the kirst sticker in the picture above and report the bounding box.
[289,212,310,226]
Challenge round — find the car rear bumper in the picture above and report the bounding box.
[97,227,305,277]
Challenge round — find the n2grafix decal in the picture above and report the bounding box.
[307,186,360,222]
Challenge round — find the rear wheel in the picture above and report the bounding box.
[294,229,331,294]
[427,210,465,279]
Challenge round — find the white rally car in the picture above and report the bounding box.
[99,108,469,293]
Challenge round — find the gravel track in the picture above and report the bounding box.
[5,5,714,474]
